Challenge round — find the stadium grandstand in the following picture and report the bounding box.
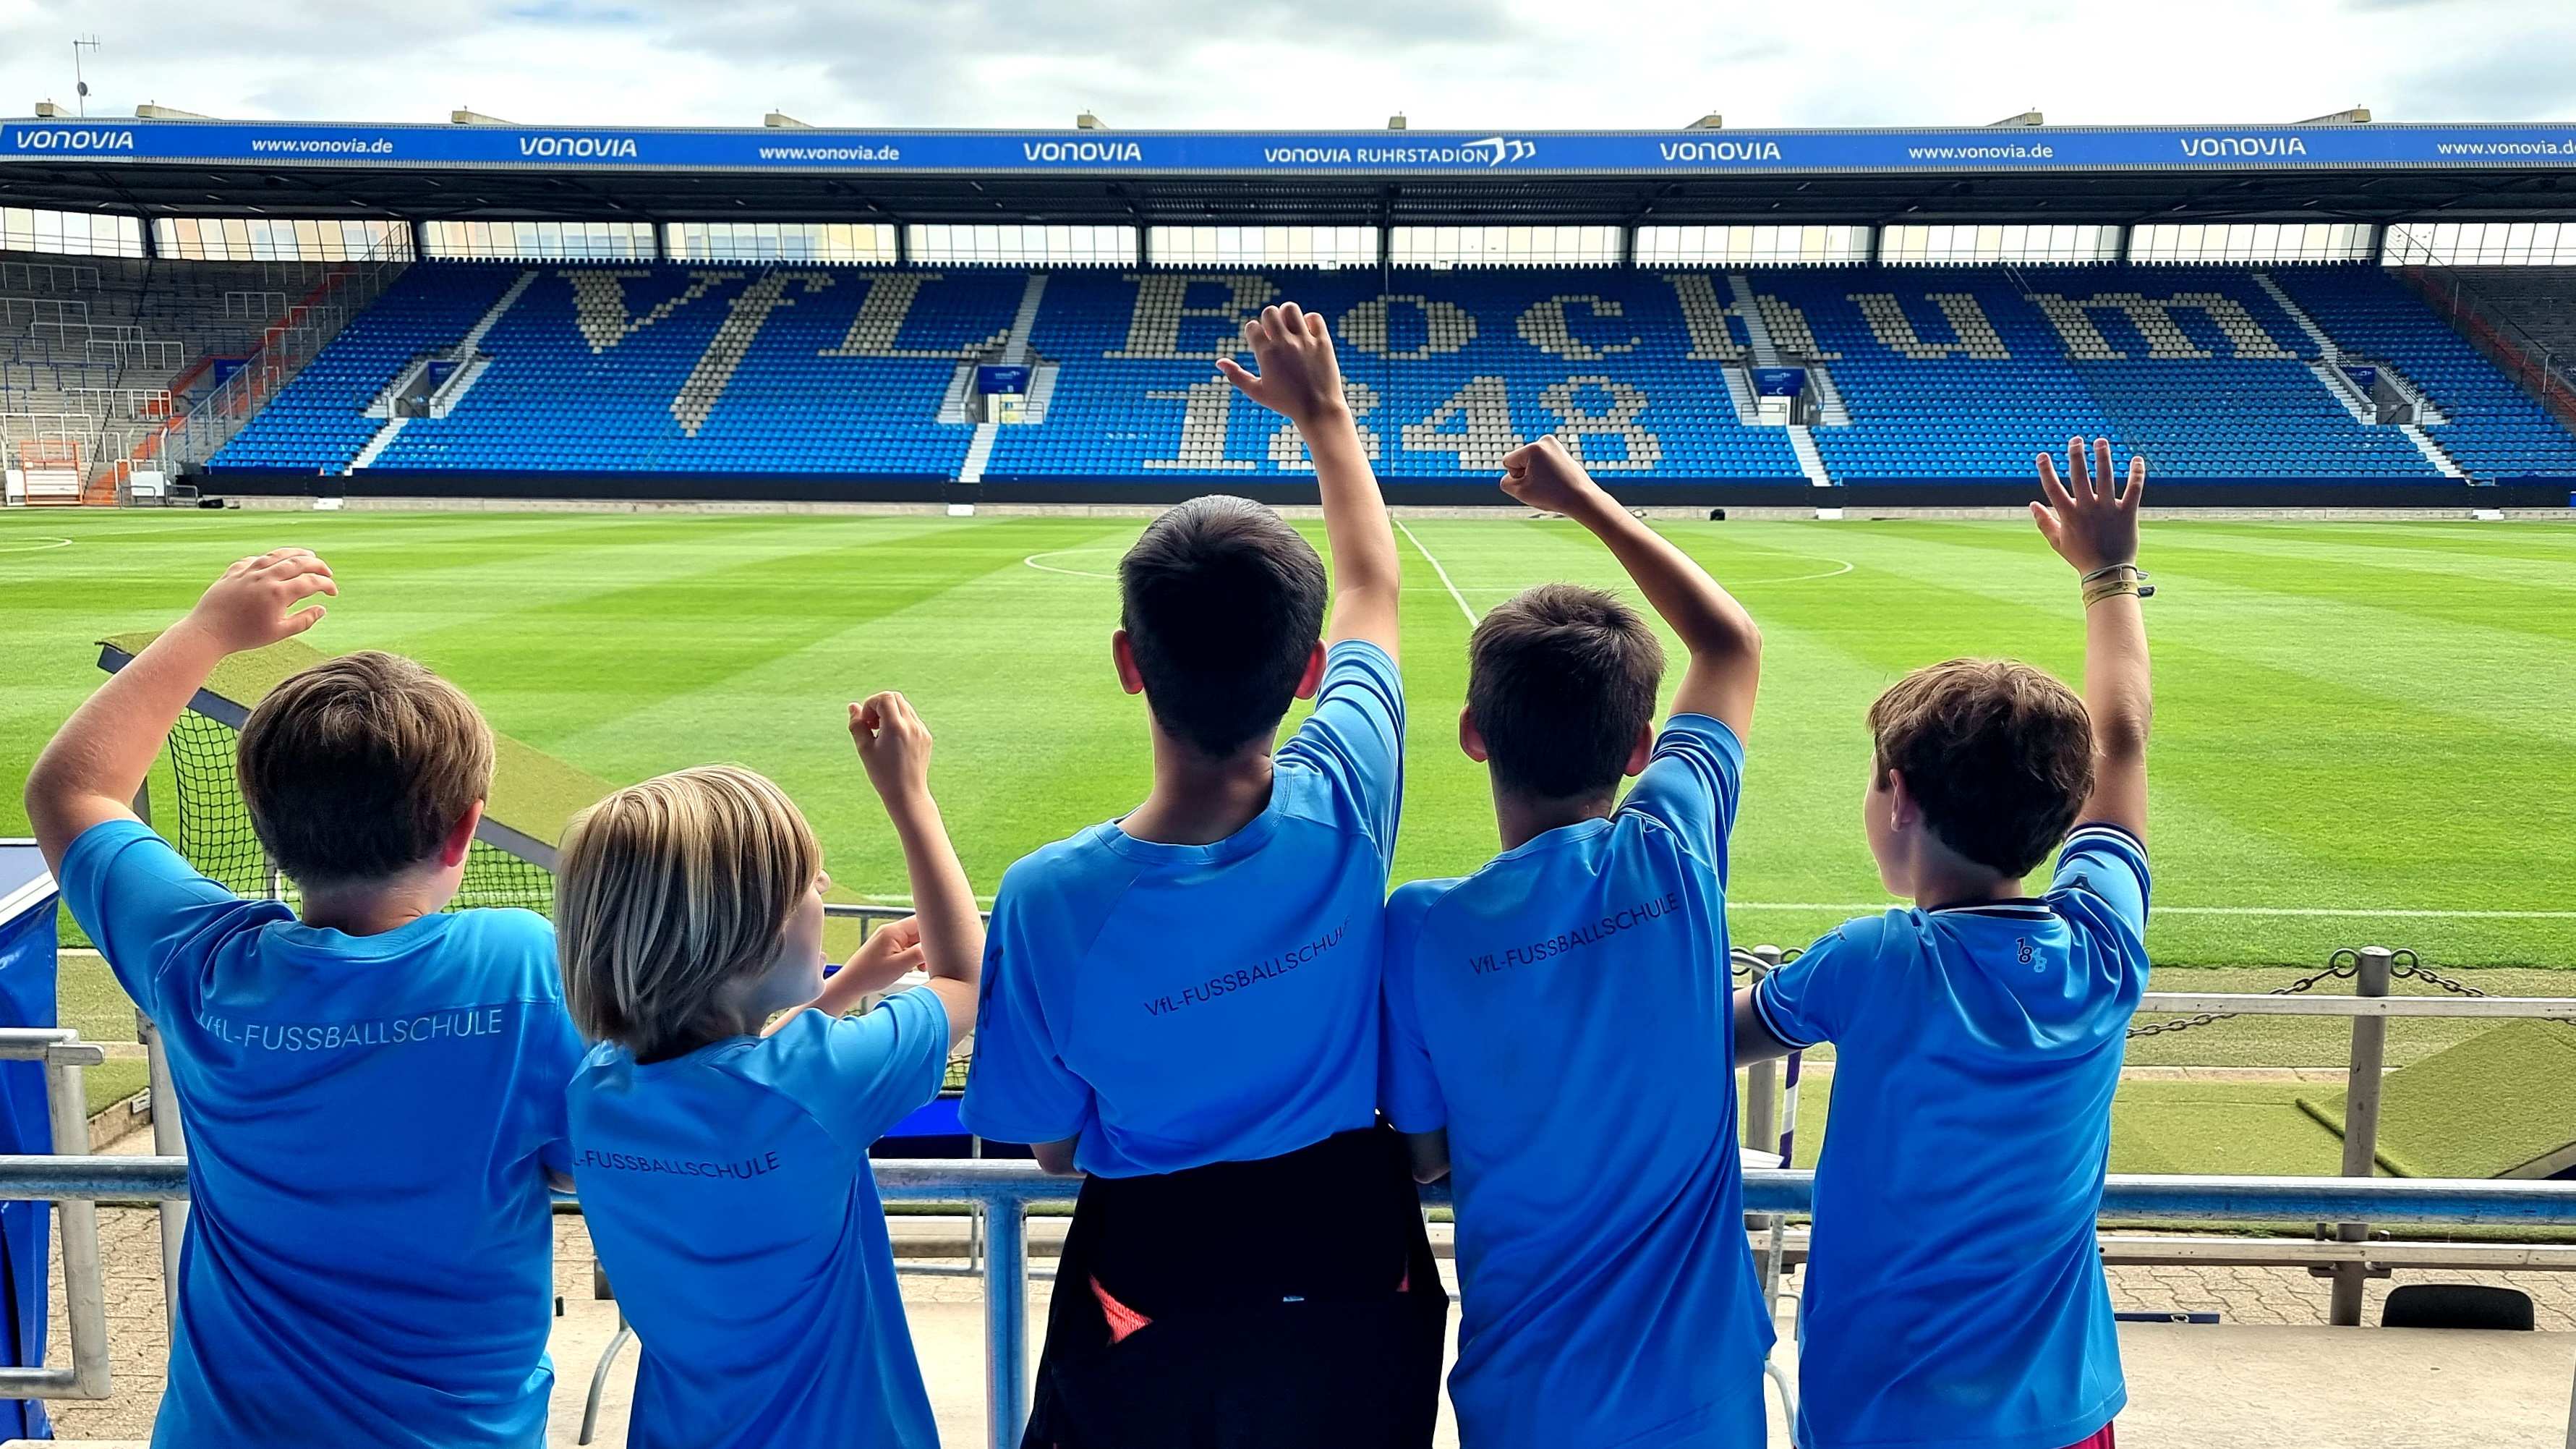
[4,116,2576,509]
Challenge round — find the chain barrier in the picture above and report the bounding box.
[2386,947,2488,998]
[1728,945,1804,981]
[2126,945,2487,1039]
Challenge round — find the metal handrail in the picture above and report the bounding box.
[2137,993,2576,1018]
[0,1031,108,1403]
[5,1155,2575,1448]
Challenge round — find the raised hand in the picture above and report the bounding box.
[2031,436,2145,576]
[1499,436,1607,518]
[849,691,934,808]
[180,548,338,654]
[1214,302,1349,430]
[839,915,928,994]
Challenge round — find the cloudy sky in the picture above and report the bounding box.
[0,0,2569,130]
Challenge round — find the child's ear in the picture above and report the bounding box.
[1457,706,1489,765]
[1623,720,1655,778]
[440,801,485,870]
[1883,768,1920,832]
[1292,640,1326,701]
[1110,629,1146,697]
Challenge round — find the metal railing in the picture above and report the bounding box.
[0,1030,108,1402]
[2394,265,2576,433]
[95,931,2576,1445]
[147,242,411,475]
[5,1155,2575,1449]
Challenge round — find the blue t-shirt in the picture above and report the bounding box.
[59,819,581,1448]
[962,639,1404,1177]
[1381,715,1772,1449]
[1752,823,2151,1449]
[566,990,950,1449]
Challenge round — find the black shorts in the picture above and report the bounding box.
[1024,1125,1447,1449]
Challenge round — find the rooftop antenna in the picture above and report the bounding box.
[72,35,101,118]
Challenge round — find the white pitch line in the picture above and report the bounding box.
[1720,901,2576,920]
[1395,519,1477,626]
[1022,549,1118,582]
[0,535,74,554]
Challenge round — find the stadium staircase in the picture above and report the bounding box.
[958,273,1052,485]
[2272,266,2576,480]
[192,260,2576,493]
[347,268,540,472]
[2,252,396,498]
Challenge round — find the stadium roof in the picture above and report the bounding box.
[4,117,2573,227]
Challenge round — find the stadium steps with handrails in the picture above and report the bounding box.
[937,362,978,423]
[958,420,1000,483]
[2398,421,2468,478]
[1726,273,1786,369]
[1805,360,1854,425]
[1720,364,1759,424]
[1788,425,1833,488]
[1023,361,1061,424]
[346,269,535,472]
[2254,272,2345,360]
[999,272,1049,365]
[2307,361,2379,424]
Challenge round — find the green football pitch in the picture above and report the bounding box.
[4,508,2572,979]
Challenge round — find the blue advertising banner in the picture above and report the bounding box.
[0,844,56,1442]
[2344,365,2381,393]
[4,119,2574,175]
[1752,367,1807,396]
[976,365,1032,395]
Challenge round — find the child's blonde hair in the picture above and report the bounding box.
[558,765,820,1060]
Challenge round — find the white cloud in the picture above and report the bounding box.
[0,0,2567,127]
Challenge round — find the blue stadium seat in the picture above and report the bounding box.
[207,260,2575,488]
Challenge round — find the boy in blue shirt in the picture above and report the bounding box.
[1379,436,1772,1449]
[559,693,982,1449]
[25,548,584,1448]
[963,302,1439,1448]
[1740,438,2155,1449]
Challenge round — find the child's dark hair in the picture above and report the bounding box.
[236,650,495,887]
[1468,583,1665,801]
[1119,496,1328,756]
[1868,658,2095,876]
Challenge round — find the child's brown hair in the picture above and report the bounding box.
[1869,658,2095,876]
[1467,583,1666,801]
[236,650,493,887]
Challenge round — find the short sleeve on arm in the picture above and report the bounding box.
[1376,885,1447,1134]
[1749,919,1875,1051]
[1276,639,1405,859]
[57,818,274,1023]
[764,987,951,1149]
[2052,823,2151,940]
[522,993,589,1176]
[958,904,1092,1147]
[1618,714,1745,865]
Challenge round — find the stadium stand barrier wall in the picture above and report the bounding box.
[184,261,2576,509]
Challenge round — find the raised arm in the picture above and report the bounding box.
[1500,438,1761,740]
[2033,437,2151,841]
[1217,303,1400,658]
[848,692,984,1046]
[26,548,336,872]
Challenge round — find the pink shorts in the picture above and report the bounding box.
[2061,1425,2116,1449]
